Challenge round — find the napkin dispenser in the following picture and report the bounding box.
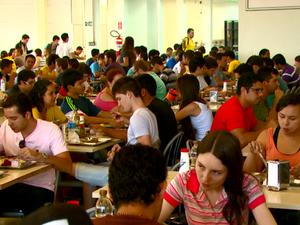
[267,160,290,191]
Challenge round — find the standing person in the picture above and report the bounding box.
[176,75,213,141]
[45,35,60,56]
[93,144,167,225]
[56,33,73,58]
[15,34,31,57]
[117,36,136,73]
[159,131,277,225]
[182,28,195,52]
[0,94,72,215]
[30,79,67,125]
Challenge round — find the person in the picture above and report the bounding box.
[21,203,93,225]
[158,130,277,225]
[182,28,195,51]
[104,49,124,75]
[94,68,124,111]
[86,48,100,66]
[246,55,264,74]
[0,94,72,215]
[259,48,270,58]
[225,50,240,78]
[176,75,213,141]
[272,53,300,89]
[134,60,167,100]
[117,36,136,73]
[244,87,300,225]
[7,69,35,96]
[135,74,178,151]
[40,54,59,81]
[33,48,46,70]
[0,58,16,90]
[30,79,67,125]
[15,34,31,57]
[93,144,167,225]
[90,53,106,80]
[211,72,275,147]
[295,55,300,71]
[16,54,36,74]
[45,35,60,56]
[56,33,73,58]
[73,46,86,60]
[60,68,115,125]
[244,87,300,174]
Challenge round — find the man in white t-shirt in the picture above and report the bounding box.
[56,33,74,58]
[0,94,72,215]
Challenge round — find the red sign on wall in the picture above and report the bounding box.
[118,21,122,30]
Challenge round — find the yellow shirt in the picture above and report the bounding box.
[40,65,57,81]
[227,59,240,73]
[32,106,67,123]
[183,37,195,51]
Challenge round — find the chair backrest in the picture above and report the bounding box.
[163,131,184,167]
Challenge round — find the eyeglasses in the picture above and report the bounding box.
[19,139,26,148]
[250,87,263,94]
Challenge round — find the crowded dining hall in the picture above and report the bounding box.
[0,0,300,224]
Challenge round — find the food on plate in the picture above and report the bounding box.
[0,157,26,168]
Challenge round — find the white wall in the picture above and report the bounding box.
[239,0,300,64]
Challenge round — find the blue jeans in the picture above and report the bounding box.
[75,162,109,186]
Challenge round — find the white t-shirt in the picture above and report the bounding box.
[190,101,213,140]
[197,76,208,91]
[127,107,160,149]
[0,119,68,191]
[173,61,181,76]
[56,42,73,58]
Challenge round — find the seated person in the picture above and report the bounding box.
[0,94,72,215]
[244,87,300,175]
[176,75,213,141]
[16,54,36,74]
[93,144,167,225]
[39,54,59,81]
[135,74,178,151]
[7,69,35,96]
[94,68,124,111]
[211,72,275,147]
[159,131,276,225]
[60,68,114,124]
[0,58,16,90]
[90,53,105,80]
[30,79,67,125]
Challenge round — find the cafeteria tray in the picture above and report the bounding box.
[68,137,111,146]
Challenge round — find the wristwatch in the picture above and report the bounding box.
[41,152,49,162]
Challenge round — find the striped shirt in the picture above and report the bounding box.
[164,170,265,225]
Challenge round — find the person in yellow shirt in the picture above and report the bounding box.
[30,79,67,125]
[182,28,195,52]
[225,50,240,78]
[40,54,59,81]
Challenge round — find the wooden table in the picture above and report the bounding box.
[92,171,178,198]
[0,164,51,190]
[263,186,300,210]
[68,139,122,153]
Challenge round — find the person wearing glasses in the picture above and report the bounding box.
[0,94,72,215]
[7,69,36,96]
[211,72,276,147]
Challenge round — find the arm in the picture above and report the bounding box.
[252,203,277,225]
[175,102,200,121]
[230,128,262,148]
[100,127,127,140]
[158,200,176,223]
[118,56,129,68]
[136,135,152,146]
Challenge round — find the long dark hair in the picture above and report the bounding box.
[177,75,205,140]
[29,79,53,113]
[197,131,247,225]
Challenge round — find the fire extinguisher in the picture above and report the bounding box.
[110,30,123,57]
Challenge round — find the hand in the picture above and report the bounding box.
[107,144,121,161]
[18,147,44,162]
[249,141,265,157]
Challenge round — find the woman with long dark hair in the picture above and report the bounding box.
[30,79,67,125]
[159,131,276,225]
[117,36,136,73]
[176,74,212,140]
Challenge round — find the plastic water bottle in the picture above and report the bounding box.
[190,142,198,169]
[179,148,190,173]
[95,190,113,218]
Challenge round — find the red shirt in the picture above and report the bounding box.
[211,96,257,132]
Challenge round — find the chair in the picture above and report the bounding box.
[163,131,184,169]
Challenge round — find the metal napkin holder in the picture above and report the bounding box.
[267,160,290,191]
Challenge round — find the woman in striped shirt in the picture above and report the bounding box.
[158,131,276,225]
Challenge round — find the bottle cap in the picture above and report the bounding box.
[180,148,189,153]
